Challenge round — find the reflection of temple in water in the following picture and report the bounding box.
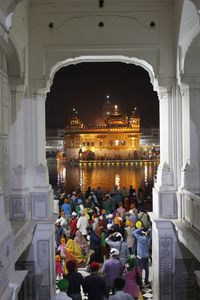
[64,102,141,160]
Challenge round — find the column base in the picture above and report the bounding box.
[150,217,200,300]
[17,223,55,300]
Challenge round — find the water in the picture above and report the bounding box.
[47,158,158,194]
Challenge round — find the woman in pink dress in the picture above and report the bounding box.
[123,255,141,300]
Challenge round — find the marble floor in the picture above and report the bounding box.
[56,261,154,299]
[78,265,154,300]
[141,264,153,300]
[141,285,153,300]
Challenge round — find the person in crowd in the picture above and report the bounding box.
[133,227,151,286]
[55,219,64,248]
[83,262,108,300]
[108,277,134,300]
[85,186,91,199]
[112,189,122,207]
[64,260,84,300]
[125,219,135,255]
[128,185,136,207]
[77,211,88,238]
[120,187,128,206]
[74,230,88,256]
[66,239,86,264]
[86,226,102,264]
[57,237,67,260]
[123,255,141,299]
[103,194,112,214]
[55,254,63,280]
[137,209,149,228]
[55,279,72,300]
[89,191,99,208]
[112,215,126,240]
[70,191,77,210]
[59,211,68,234]
[70,211,78,239]
[127,204,138,228]
[105,232,129,264]
[137,186,144,212]
[95,187,104,207]
[116,202,126,218]
[101,248,124,294]
[62,198,72,220]
[100,219,110,260]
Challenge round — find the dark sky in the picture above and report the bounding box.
[46,62,159,129]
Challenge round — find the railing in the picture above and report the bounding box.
[182,189,200,232]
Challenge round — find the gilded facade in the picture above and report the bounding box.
[64,105,140,160]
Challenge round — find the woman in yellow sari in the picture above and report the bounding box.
[66,239,86,265]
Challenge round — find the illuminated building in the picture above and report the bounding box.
[64,103,140,160]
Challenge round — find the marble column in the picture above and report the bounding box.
[180,82,200,193]
[9,87,31,220]
[29,91,53,220]
[151,216,200,300]
[0,186,14,299]
[153,81,178,219]
[25,223,55,300]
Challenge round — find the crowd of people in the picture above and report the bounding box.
[54,185,152,300]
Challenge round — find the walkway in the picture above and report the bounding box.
[78,265,153,300]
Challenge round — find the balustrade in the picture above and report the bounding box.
[182,189,200,232]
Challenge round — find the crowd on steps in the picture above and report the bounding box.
[54,185,152,300]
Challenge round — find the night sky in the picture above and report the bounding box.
[45,62,159,129]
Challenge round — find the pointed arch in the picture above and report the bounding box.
[46,55,158,95]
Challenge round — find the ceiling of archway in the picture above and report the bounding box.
[184,33,200,76]
[0,0,22,16]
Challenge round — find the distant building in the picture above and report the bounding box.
[64,103,141,160]
[46,124,160,160]
[140,127,160,149]
[46,129,65,157]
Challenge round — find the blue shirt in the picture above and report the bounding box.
[109,290,133,300]
[61,203,71,217]
[133,228,151,258]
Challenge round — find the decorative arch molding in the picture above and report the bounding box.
[0,36,21,78]
[178,0,200,75]
[190,0,200,15]
[47,55,158,94]
[0,0,23,17]
[182,32,200,80]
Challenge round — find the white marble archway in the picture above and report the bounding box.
[47,55,159,94]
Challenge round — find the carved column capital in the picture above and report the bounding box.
[190,0,200,18]
[33,163,49,189]
[10,164,28,191]
[155,162,174,188]
[181,162,200,192]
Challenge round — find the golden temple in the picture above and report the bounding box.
[64,103,140,161]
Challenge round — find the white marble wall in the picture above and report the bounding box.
[0,0,199,299]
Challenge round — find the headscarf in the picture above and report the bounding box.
[66,239,85,264]
[125,255,137,271]
[74,230,88,251]
[57,279,69,290]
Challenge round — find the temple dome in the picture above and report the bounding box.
[105,105,129,126]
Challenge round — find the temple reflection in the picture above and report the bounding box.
[48,159,158,194]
